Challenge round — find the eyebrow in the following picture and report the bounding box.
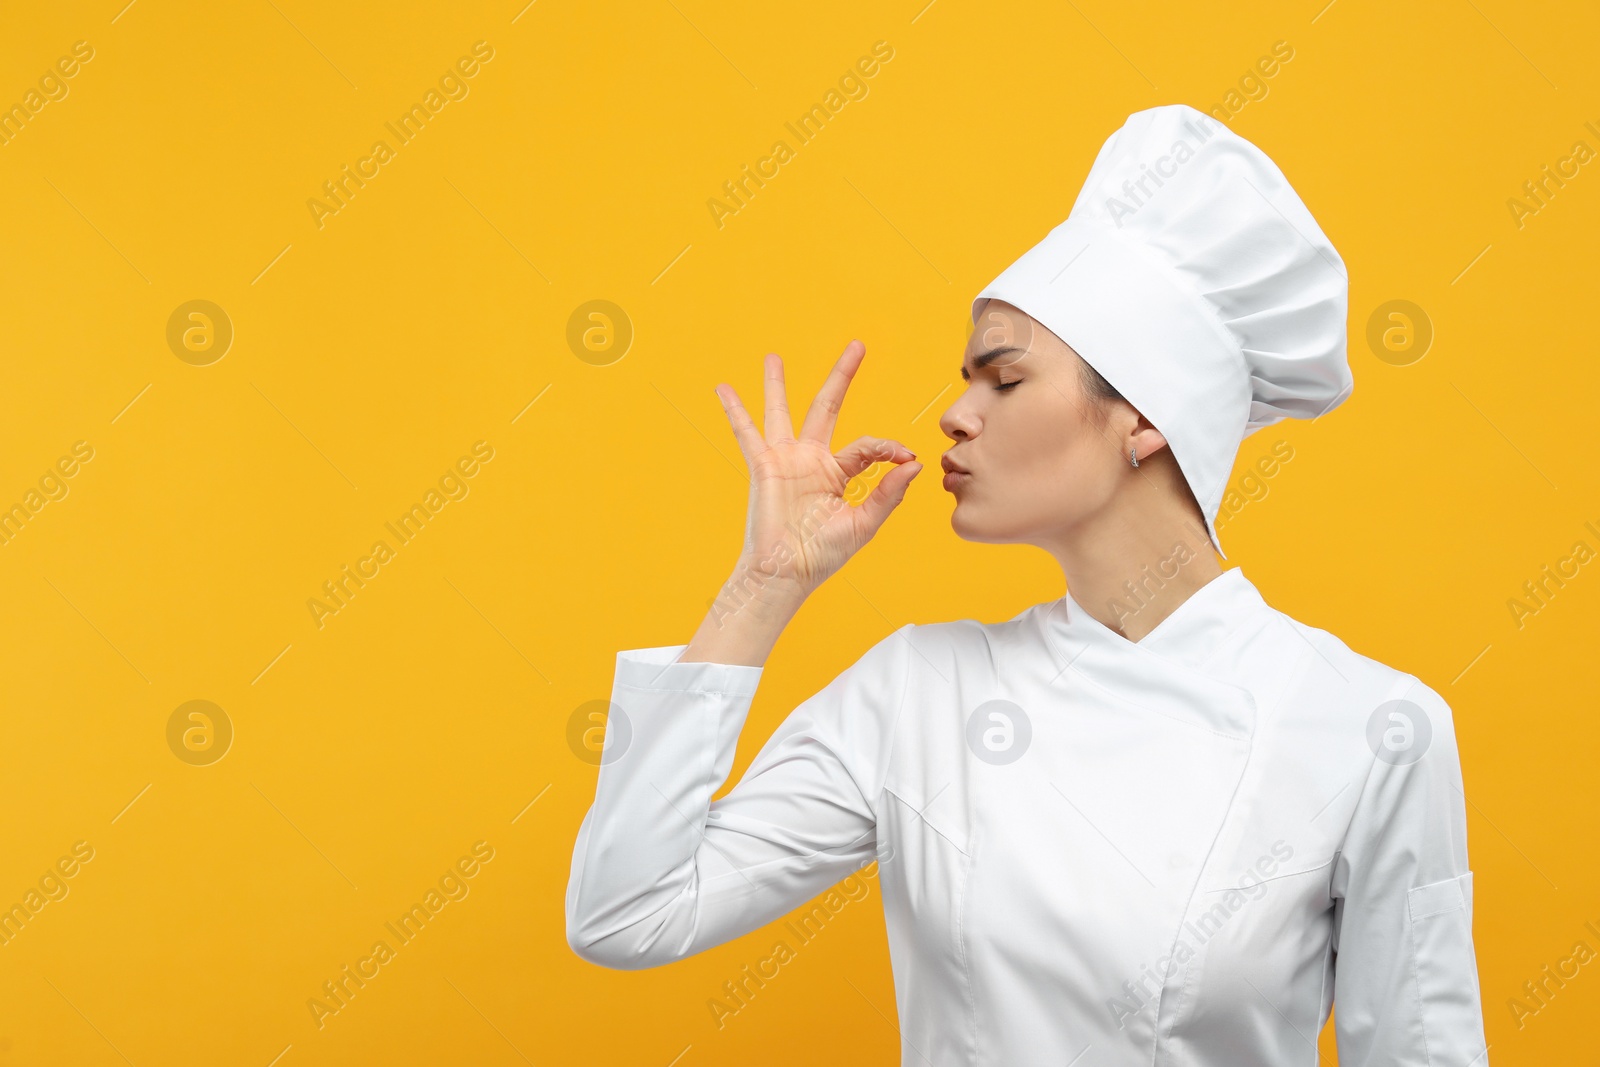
[960,345,1023,379]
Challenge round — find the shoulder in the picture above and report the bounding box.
[898,615,992,657]
[1258,599,1457,734]
[896,605,1045,671]
[1241,600,1468,843]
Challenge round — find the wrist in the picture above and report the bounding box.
[721,557,809,617]
[683,567,803,667]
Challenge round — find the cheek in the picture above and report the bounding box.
[961,395,1113,529]
[990,397,1097,485]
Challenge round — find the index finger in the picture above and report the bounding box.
[798,339,867,444]
[715,383,767,467]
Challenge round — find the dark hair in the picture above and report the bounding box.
[1078,358,1124,408]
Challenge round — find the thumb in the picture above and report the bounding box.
[854,461,922,537]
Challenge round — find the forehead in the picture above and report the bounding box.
[965,299,1045,361]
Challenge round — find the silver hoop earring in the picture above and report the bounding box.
[1129,447,1139,469]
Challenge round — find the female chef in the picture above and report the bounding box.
[565,104,1490,1065]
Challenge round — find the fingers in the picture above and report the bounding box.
[715,384,766,466]
[854,460,923,537]
[833,435,915,480]
[799,339,867,444]
[763,353,794,442]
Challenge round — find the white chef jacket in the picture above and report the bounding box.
[566,568,1489,1065]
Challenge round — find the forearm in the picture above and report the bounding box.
[680,559,808,667]
[566,647,765,967]
[566,636,883,970]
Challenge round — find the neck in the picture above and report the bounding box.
[1044,501,1222,643]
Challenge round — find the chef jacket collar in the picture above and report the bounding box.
[1064,566,1264,665]
[1042,567,1265,738]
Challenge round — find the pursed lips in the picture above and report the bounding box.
[940,453,971,492]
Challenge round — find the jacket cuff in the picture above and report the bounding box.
[615,645,764,698]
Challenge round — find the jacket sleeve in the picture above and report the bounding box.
[565,625,912,969]
[1330,676,1490,1066]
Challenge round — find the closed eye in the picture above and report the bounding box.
[995,379,1023,391]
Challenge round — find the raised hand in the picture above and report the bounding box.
[717,340,921,597]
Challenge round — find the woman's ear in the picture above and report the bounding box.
[1130,418,1169,460]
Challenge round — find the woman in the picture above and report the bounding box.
[566,105,1489,1065]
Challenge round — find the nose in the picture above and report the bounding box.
[939,390,979,442]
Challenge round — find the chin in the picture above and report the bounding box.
[948,501,1025,544]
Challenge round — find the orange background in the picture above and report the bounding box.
[1,1,1596,1064]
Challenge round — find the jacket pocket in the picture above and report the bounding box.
[1405,871,1488,1063]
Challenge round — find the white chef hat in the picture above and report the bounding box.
[972,103,1352,557]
